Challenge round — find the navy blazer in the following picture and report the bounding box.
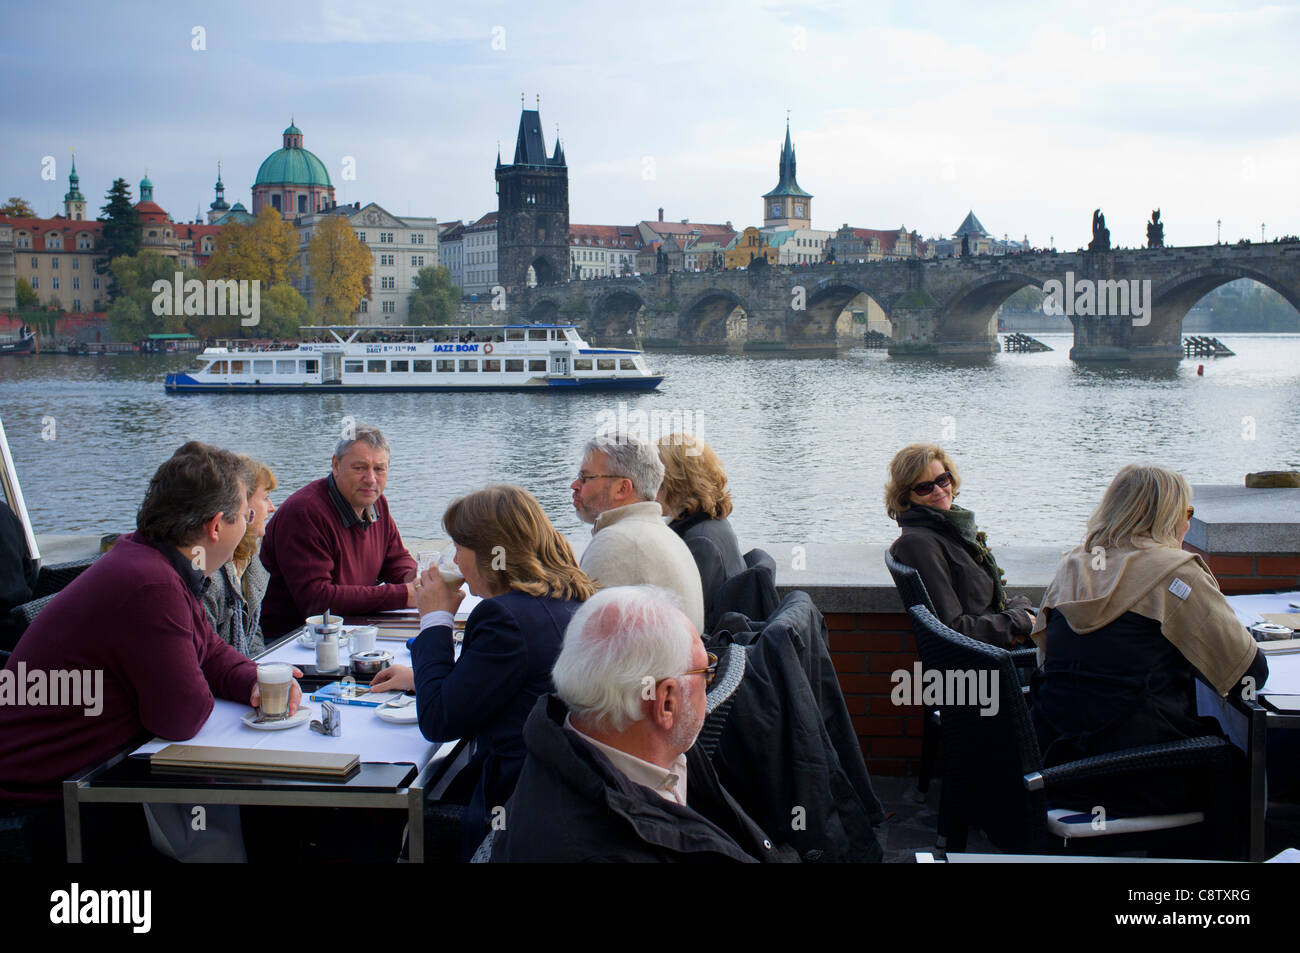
[410,588,581,857]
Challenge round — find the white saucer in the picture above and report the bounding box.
[298,631,352,648]
[376,700,418,724]
[241,707,312,731]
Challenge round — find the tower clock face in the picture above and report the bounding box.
[771,204,782,217]
[794,204,804,217]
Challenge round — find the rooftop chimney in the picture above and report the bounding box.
[658,208,663,222]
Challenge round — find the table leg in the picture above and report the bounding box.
[63,779,83,863]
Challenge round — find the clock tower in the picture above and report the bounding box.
[762,120,812,230]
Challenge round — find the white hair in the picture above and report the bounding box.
[552,586,695,733]
[583,433,664,501]
[334,423,389,461]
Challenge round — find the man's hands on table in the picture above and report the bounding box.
[370,664,414,693]
[249,666,305,715]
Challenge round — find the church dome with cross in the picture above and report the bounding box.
[251,120,336,218]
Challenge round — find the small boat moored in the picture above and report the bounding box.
[164,324,664,393]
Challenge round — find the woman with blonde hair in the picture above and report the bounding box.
[371,484,595,859]
[656,433,745,629]
[1031,464,1265,797]
[202,456,276,657]
[886,443,1035,647]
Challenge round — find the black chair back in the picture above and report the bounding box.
[711,547,779,630]
[885,549,935,615]
[905,604,1049,852]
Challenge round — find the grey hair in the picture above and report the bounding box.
[552,586,695,733]
[334,423,390,461]
[583,433,664,501]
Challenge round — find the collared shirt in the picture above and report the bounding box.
[140,533,208,600]
[326,473,379,528]
[564,713,689,806]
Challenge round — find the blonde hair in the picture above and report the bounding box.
[233,456,276,567]
[1084,464,1191,551]
[884,444,961,520]
[444,484,596,601]
[656,433,733,520]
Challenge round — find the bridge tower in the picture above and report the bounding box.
[495,103,570,290]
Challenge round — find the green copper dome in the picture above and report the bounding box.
[283,122,302,136]
[255,145,332,187]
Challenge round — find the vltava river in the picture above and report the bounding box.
[2,332,1298,552]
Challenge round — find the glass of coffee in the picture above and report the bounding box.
[436,547,465,587]
[257,662,294,722]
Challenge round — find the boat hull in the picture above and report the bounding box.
[164,373,664,393]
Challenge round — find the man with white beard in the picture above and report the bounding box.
[490,586,794,863]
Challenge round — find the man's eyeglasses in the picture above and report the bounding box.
[911,471,953,496]
[574,473,625,485]
[679,652,719,686]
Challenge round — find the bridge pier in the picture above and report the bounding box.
[1069,314,1183,362]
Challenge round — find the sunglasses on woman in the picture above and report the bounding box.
[911,471,954,496]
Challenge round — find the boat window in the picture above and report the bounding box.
[597,359,615,371]
[437,360,455,373]
[253,360,273,374]
[573,359,593,371]
[276,360,296,374]
[210,361,227,374]
[413,360,432,373]
[528,360,546,372]
[620,359,637,370]
[564,329,581,341]
[229,360,247,374]
[344,360,364,373]
[300,360,318,374]
[390,360,409,373]
[506,329,525,342]
[459,360,479,372]
[527,329,549,342]
[483,359,501,372]
[505,359,524,372]
[367,360,386,373]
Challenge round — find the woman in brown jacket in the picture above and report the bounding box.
[885,444,1035,647]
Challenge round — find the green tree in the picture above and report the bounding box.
[0,197,36,217]
[307,215,371,324]
[95,179,141,297]
[406,265,461,325]
[107,296,146,342]
[15,277,37,309]
[258,282,308,339]
[109,250,200,336]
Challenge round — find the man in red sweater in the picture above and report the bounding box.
[259,424,417,639]
[0,442,301,840]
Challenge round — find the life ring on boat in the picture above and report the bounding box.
[483,343,494,354]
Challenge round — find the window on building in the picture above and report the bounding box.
[411,256,423,267]
[72,258,79,270]
[357,231,367,243]
[380,254,394,266]
[359,299,368,313]
[17,233,30,248]
[411,277,418,289]
[73,299,81,311]
[51,256,59,269]
[381,276,394,290]
[29,257,36,269]
[271,195,281,211]
[413,360,432,373]
[382,300,395,313]
[31,277,39,289]
[412,234,424,244]
[72,277,79,290]
[297,195,307,214]
[47,234,61,250]
[93,277,100,290]
[380,232,394,243]
[52,277,59,290]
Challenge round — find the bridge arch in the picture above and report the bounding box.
[1143,264,1300,342]
[526,297,562,323]
[678,288,751,349]
[936,271,1043,342]
[788,278,890,346]
[525,256,562,287]
[590,289,649,345]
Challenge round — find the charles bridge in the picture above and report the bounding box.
[510,241,1300,361]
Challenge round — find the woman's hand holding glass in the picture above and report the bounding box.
[415,564,465,616]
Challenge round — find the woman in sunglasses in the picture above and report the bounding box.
[1030,465,1265,786]
[885,444,1035,647]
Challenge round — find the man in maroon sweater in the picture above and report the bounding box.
[259,424,417,639]
[0,441,301,817]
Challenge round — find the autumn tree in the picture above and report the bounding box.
[407,265,460,325]
[307,215,371,324]
[15,278,38,309]
[109,250,200,335]
[0,197,36,217]
[204,206,299,287]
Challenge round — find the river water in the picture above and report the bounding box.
[1,331,1297,552]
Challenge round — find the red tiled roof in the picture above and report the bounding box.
[1,216,103,252]
[569,224,644,249]
[135,201,169,224]
[468,212,498,229]
[641,220,735,243]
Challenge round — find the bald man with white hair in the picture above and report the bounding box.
[490,586,793,863]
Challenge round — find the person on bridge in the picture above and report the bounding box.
[886,444,1036,647]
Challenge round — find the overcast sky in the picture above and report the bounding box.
[3,0,1296,250]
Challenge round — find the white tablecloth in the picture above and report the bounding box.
[131,630,454,767]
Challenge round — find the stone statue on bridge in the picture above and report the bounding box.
[656,246,668,275]
[960,233,970,258]
[1147,209,1164,248]
[1089,209,1111,252]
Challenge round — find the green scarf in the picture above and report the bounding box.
[916,503,1010,611]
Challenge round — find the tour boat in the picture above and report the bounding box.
[0,328,36,357]
[163,324,663,393]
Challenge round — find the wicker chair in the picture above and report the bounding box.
[906,604,1241,857]
[33,555,101,599]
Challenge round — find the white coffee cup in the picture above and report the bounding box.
[257,662,294,720]
[351,626,378,654]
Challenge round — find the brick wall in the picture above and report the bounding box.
[1183,544,1300,594]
